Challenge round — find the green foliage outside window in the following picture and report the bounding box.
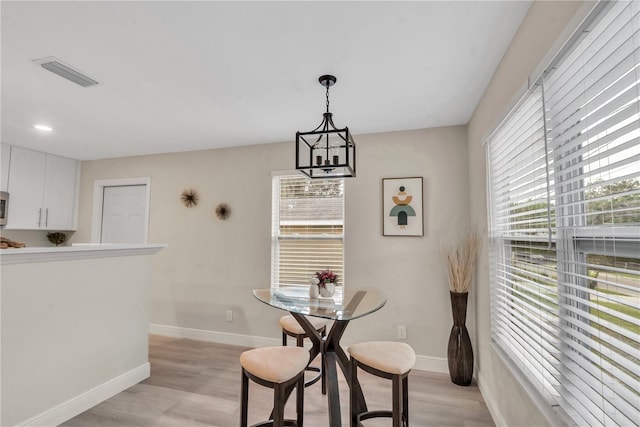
[586,179,640,225]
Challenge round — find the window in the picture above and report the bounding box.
[488,2,639,425]
[271,174,344,289]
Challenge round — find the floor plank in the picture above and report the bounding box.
[62,335,495,426]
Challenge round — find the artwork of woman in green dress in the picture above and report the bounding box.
[390,185,416,228]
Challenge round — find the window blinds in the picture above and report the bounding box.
[488,85,552,242]
[488,1,639,425]
[543,2,640,425]
[488,84,562,401]
[546,0,640,231]
[271,175,344,288]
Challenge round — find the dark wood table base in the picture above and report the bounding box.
[255,288,385,427]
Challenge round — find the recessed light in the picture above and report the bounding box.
[34,124,53,132]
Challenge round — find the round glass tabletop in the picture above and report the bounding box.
[253,286,386,321]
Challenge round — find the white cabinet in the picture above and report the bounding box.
[1,144,10,192]
[6,146,79,230]
[42,154,79,230]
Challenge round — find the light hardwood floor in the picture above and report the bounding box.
[62,335,495,426]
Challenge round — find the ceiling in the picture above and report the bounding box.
[1,1,531,161]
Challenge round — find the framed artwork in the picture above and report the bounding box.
[382,177,424,236]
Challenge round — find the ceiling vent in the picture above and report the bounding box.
[33,57,98,88]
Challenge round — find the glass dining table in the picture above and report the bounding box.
[253,286,386,427]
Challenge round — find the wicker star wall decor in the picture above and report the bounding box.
[215,203,230,220]
[180,189,199,208]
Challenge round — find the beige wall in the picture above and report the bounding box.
[73,126,469,358]
[467,1,595,425]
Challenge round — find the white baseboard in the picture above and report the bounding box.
[414,354,448,374]
[478,372,506,427]
[150,323,448,373]
[18,363,150,427]
[150,323,281,348]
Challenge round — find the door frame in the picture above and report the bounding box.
[91,177,151,243]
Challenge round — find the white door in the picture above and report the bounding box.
[100,185,147,243]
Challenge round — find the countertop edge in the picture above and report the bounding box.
[1,244,167,265]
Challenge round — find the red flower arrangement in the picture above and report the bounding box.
[315,269,338,287]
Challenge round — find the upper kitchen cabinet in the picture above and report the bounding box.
[1,144,10,192]
[6,146,80,230]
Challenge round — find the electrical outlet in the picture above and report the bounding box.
[226,310,233,322]
[397,325,407,339]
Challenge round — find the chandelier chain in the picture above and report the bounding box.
[326,85,330,113]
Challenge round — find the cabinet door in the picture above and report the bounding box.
[43,154,79,230]
[1,144,10,192]
[6,147,47,229]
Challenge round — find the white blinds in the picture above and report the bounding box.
[271,175,344,288]
[488,2,640,425]
[488,84,562,400]
[489,85,552,242]
[544,2,640,425]
[546,0,640,230]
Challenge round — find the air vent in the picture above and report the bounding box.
[33,57,98,88]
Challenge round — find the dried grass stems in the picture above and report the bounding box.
[444,232,480,293]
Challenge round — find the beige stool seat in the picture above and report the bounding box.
[348,341,416,374]
[240,346,309,427]
[241,346,310,383]
[348,341,416,427]
[280,315,328,335]
[280,314,328,393]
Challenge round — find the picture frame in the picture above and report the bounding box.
[382,177,424,236]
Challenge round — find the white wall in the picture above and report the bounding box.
[467,1,595,426]
[73,126,469,363]
[1,253,153,426]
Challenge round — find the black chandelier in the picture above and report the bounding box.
[296,75,356,178]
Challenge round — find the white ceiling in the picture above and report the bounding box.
[1,1,531,161]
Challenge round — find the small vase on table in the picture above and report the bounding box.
[319,282,335,298]
[309,278,320,299]
[314,269,338,298]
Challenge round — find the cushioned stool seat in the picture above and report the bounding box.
[280,315,328,393]
[240,346,309,427]
[280,315,328,336]
[348,341,416,427]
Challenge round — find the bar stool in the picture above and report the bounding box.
[240,346,309,427]
[280,314,328,392]
[348,341,416,427]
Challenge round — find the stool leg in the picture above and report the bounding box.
[240,368,249,427]
[392,375,401,427]
[321,352,327,395]
[350,357,357,427]
[403,375,409,427]
[296,373,305,427]
[274,383,285,427]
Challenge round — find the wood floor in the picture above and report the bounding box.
[62,335,495,426]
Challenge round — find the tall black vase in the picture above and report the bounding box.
[447,291,473,386]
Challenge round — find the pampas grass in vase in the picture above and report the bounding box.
[444,232,479,294]
[443,231,479,386]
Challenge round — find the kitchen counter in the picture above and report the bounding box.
[1,243,166,426]
[0,243,167,265]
